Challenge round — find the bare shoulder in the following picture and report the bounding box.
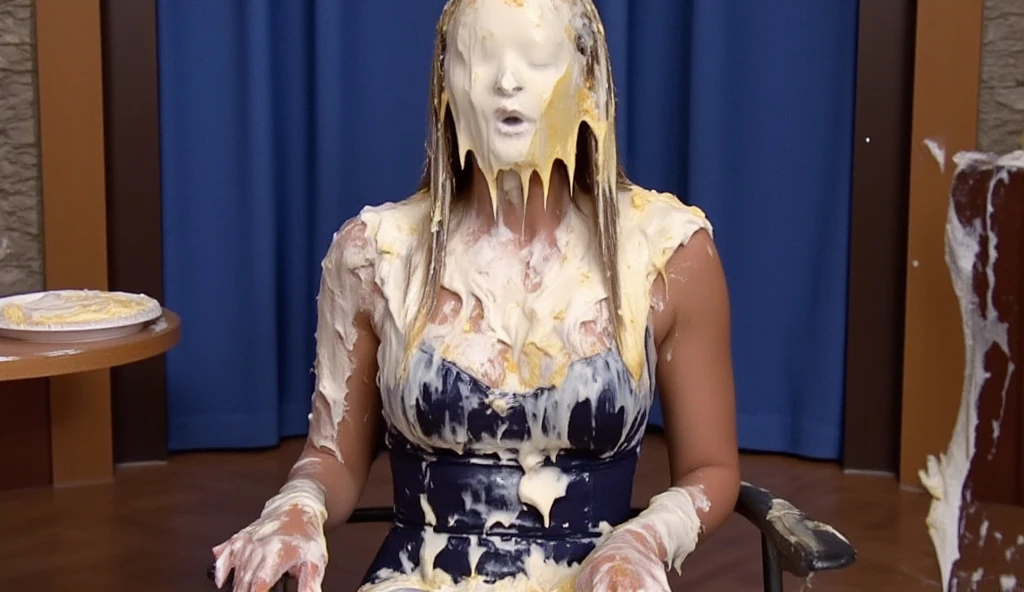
[663,227,722,289]
[660,226,729,335]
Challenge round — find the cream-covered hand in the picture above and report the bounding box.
[574,486,707,592]
[213,478,329,592]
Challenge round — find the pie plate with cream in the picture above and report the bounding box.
[0,290,163,342]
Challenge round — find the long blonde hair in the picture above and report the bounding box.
[411,0,630,355]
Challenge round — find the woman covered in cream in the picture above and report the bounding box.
[213,0,740,590]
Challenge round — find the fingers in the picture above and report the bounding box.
[214,541,236,588]
[247,548,290,592]
[216,541,283,592]
[232,544,259,592]
[213,507,330,591]
[576,544,670,592]
[296,561,325,592]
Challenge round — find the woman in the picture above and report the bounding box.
[213,0,739,590]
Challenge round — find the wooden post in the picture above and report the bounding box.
[34,0,113,486]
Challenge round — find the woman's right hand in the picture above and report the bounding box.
[212,498,328,592]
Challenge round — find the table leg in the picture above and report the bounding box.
[0,379,52,490]
[49,369,113,485]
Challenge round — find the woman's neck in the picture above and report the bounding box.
[464,163,572,243]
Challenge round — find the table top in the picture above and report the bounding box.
[0,309,181,381]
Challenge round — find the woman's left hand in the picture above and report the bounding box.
[573,525,671,592]
[574,486,709,592]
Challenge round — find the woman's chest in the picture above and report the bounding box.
[382,346,654,460]
[421,232,612,391]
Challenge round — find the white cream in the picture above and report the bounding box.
[359,543,580,592]
[421,530,451,581]
[996,150,1024,168]
[570,486,707,591]
[972,569,985,587]
[148,316,169,333]
[764,496,851,553]
[445,0,605,214]
[467,536,487,576]
[638,486,709,574]
[304,0,713,586]
[306,219,389,461]
[517,466,570,527]
[919,152,1019,590]
[422,494,439,526]
[361,189,708,471]
[230,1,718,589]
[0,289,160,328]
[213,458,330,589]
[345,183,708,590]
[41,349,83,357]
[364,185,708,414]
[924,138,947,173]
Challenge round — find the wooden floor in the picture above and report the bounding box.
[0,433,943,591]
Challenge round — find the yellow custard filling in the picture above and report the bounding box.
[0,291,159,328]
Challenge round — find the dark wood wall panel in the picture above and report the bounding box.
[842,0,918,473]
[100,0,168,463]
[0,379,51,490]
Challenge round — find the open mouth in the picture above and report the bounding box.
[496,110,530,135]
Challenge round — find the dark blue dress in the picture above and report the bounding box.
[358,332,656,590]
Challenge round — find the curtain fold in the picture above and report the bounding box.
[157,1,857,459]
[684,2,858,459]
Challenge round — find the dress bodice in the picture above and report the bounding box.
[337,185,712,590]
[359,332,656,591]
[383,338,655,462]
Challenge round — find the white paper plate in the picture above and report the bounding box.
[0,290,163,343]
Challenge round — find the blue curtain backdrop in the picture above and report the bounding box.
[156,1,858,459]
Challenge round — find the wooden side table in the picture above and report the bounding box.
[0,310,181,487]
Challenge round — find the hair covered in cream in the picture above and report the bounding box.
[214,2,719,589]
[415,0,626,367]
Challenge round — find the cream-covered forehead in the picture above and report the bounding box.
[450,0,574,47]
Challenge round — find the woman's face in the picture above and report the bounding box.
[446,0,579,180]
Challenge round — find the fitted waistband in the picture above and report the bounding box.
[389,445,638,538]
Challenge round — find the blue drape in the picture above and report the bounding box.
[157,1,858,459]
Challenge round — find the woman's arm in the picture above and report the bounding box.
[295,216,384,529]
[213,217,384,591]
[574,228,739,592]
[290,301,382,531]
[654,227,740,536]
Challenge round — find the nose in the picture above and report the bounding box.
[496,67,523,96]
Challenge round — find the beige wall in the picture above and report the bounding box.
[900,0,985,487]
[900,0,1022,487]
[0,0,43,297]
[978,0,1024,152]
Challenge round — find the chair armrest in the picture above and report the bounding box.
[348,506,395,523]
[734,481,856,577]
